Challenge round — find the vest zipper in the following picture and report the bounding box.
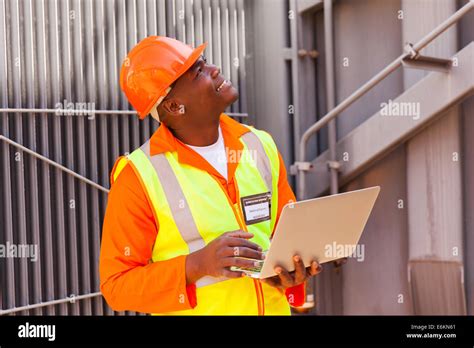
[211,176,265,316]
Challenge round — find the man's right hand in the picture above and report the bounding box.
[185,230,265,284]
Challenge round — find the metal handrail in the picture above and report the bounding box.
[0,135,110,193]
[295,0,474,200]
[0,108,248,118]
[0,292,102,315]
[0,135,107,315]
[0,110,249,194]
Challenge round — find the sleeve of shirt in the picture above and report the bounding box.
[99,162,197,314]
[275,150,307,308]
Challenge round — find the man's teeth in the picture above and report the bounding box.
[217,80,227,92]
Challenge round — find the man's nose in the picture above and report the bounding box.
[210,65,220,78]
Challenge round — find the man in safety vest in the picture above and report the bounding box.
[99,36,323,315]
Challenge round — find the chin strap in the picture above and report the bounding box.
[149,86,172,122]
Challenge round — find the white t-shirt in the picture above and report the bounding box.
[186,126,228,180]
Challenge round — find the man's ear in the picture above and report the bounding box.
[161,98,185,117]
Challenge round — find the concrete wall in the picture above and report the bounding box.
[342,147,412,314]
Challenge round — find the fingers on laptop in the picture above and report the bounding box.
[308,260,323,276]
[274,266,293,287]
[293,255,306,284]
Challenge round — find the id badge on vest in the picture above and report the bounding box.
[240,192,271,225]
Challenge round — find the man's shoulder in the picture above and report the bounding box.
[109,158,141,193]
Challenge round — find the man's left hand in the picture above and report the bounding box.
[260,255,322,290]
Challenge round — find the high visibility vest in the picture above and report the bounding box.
[111,125,291,315]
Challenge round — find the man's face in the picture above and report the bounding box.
[160,55,239,127]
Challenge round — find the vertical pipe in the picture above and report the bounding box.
[108,0,120,160]
[96,0,115,315]
[11,0,30,316]
[117,0,130,157]
[0,0,16,313]
[85,0,103,316]
[157,0,167,36]
[23,0,43,315]
[220,0,231,113]
[313,0,343,316]
[202,0,212,61]
[176,0,185,42]
[71,0,92,315]
[48,0,68,315]
[210,0,221,67]
[193,0,203,45]
[147,3,160,146]
[35,0,55,315]
[228,0,238,114]
[126,0,140,152]
[289,0,301,166]
[136,0,149,142]
[155,0,167,135]
[185,0,193,46]
[60,0,80,316]
[323,0,338,196]
[166,0,176,38]
[147,0,157,36]
[236,0,247,116]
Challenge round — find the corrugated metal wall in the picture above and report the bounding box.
[0,0,248,315]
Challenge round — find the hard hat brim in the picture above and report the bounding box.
[139,41,208,120]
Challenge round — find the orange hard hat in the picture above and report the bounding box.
[120,36,207,120]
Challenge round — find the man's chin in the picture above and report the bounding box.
[223,88,239,108]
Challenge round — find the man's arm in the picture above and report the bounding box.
[99,163,197,313]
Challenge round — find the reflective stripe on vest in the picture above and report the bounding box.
[139,142,230,289]
[123,126,290,315]
[240,131,272,195]
[140,141,205,253]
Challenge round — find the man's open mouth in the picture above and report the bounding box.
[216,79,229,92]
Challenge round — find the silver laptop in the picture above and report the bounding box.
[232,186,380,279]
